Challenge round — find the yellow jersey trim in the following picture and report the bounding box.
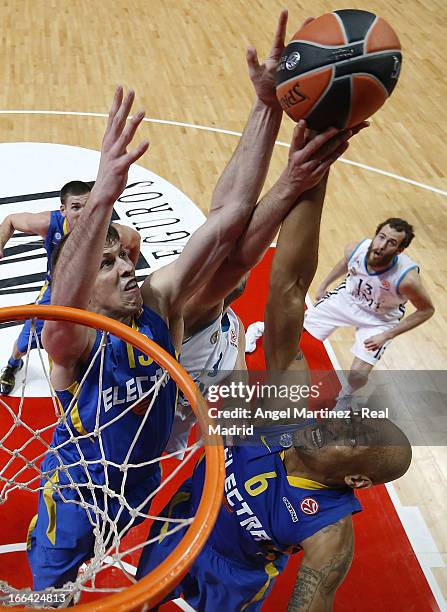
[286,475,331,490]
[60,381,88,436]
[26,514,38,550]
[159,491,190,543]
[241,561,279,610]
[43,472,59,545]
[280,451,330,489]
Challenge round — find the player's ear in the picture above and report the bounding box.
[344,474,372,489]
[60,203,66,216]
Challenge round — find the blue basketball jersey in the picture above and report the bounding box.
[43,210,69,281]
[191,442,361,566]
[46,305,177,494]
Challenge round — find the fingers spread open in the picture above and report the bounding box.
[126,140,150,166]
[120,109,146,150]
[270,9,288,57]
[106,85,123,130]
[112,89,135,138]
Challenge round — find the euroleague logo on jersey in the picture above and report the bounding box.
[300,497,319,515]
[381,280,391,290]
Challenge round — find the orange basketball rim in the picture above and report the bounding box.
[0,304,225,611]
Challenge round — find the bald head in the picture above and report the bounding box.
[348,418,412,484]
[291,417,412,487]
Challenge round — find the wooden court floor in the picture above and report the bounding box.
[0,0,446,607]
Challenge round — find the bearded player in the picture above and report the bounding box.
[306,219,434,402]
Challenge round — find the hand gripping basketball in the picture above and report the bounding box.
[279,120,368,193]
[247,11,314,108]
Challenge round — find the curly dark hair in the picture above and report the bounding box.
[375,218,415,249]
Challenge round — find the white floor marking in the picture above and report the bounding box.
[0,111,444,611]
[0,110,445,198]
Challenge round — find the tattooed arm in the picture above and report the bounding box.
[287,515,354,611]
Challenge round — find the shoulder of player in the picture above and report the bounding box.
[300,514,354,559]
[344,239,367,262]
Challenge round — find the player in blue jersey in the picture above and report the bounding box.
[137,147,412,610]
[0,180,140,395]
[27,10,361,589]
[27,41,349,587]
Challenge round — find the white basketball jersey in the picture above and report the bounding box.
[345,239,419,322]
[180,307,240,395]
[165,308,240,455]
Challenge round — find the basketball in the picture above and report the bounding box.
[275,9,402,130]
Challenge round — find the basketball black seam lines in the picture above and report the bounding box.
[347,75,353,130]
[363,15,379,55]
[288,39,361,50]
[305,67,336,122]
[348,72,389,97]
[278,49,402,87]
[331,11,348,45]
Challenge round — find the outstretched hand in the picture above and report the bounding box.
[279,119,369,194]
[93,86,149,206]
[247,11,315,107]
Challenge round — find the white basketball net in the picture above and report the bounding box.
[0,318,201,608]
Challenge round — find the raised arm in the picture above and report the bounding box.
[42,87,148,371]
[363,269,435,352]
[264,173,331,372]
[0,211,51,258]
[183,124,357,322]
[287,516,354,612]
[208,9,292,215]
[142,12,292,322]
[314,241,358,301]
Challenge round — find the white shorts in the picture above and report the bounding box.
[304,290,395,366]
[166,308,241,455]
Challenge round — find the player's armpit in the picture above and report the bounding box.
[287,515,354,612]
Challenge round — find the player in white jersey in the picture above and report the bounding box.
[305,218,434,398]
[167,11,365,453]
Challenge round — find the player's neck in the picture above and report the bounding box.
[366,261,389,274]
[283,447,341,487]
[89,304,135,327]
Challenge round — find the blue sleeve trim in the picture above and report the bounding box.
[396,264,420,296]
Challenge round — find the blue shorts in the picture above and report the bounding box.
[136,479,287,612]
[28,453,160,590]
[16,282,51,354]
